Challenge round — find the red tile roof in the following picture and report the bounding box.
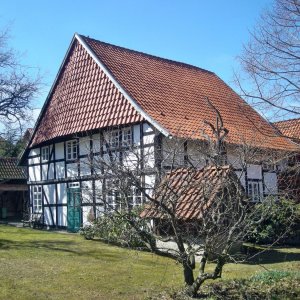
[31,40,142,146]
[0,158,26,180]
[273,118,300,142]
[29,34,299,152]
[140,165,242,220]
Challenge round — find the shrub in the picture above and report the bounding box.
[246,199,300,245]
[80,208,149,248]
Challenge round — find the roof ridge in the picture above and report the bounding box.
[80,34,215,75]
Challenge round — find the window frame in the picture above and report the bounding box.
[122,127,132,147]
[41,146,49,162]
[32,185,42,213]
[247,180,262,202]
[66,140,78,161]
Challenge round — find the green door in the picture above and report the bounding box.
[67,188,81,232]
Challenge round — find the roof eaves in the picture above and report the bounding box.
[75,33,170,138]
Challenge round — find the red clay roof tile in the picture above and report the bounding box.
[140,165,241,220]
[30,34,299,152]
[273,118,300,142]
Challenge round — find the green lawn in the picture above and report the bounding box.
[0,225,299,299]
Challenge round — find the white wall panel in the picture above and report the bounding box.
[143,123,153,134]
[95,205,104,217]
[28,156,40,164]
[57,206,67,227]
[247,164,262,179]
[43,184,56,205]
[264,172,278,195]
[79,136,91,156]
[44,207,56,226]
[57,183,67,204]
[235,170,246,188]
[55,142,64,160]
[144,146,155,169]
[227,153,243,169]
[55,161,65,179]
[162,138,185,167]
[133,124,140,145]
[143,133,154,145]
[95,180,103,203]
[92,134,101,153]
[80,158,91,176]
[41,164,48,181]
[186,141,205,168]
[81,181,93,205]
[29,165,41,182]
[29,148,40,157]
[82,206,94,225]
[66,163,78,178]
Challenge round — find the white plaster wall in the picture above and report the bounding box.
[92,133,101,153]
[162,138,185,167]
[29,148,40,157]
[57,206,67,227]
[95,205,104,217]
[57,183,67,204]
[55,142,64,160]
[55,161,65,179]
[82,206,94,225]
[80,158,91,176]
[235,170,246,188]
[227,153,243,169]
[143,133,154,145]
[66,163,78,178]
[94,180,103,203]
[43,184,56,205]
[186,141,206,168]
[144,146,155,169]
[123,150,140,170]
[133,124,140,145]
[264,172,278,195]
[29,165,41,182]
[44,207,56,226]
[81,181,93,205]
[28,156,40,165]
[143,123,153,134]
[79,136,90,156]
[41,163,54,181]
[145,174,156,197]
[247,164,262,179]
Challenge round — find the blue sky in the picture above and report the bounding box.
[0,0,271,112]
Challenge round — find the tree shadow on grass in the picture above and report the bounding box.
[0,238,127,262]
[243,245,300,265]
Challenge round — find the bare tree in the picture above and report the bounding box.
[77,106,297,297]
[235,0,300,119]
[0,27,40,139]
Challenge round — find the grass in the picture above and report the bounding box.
[0,225,299,299]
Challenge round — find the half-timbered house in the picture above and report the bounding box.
[20,34,299,230]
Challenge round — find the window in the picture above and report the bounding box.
[127,187,142,209]
[262,163,277,172]
[41,146,49,161]
[248,181,261,202]
[106,130,120,148]
[33,186,42,213]
[122,127,132,146]
[69,182,80,188]
[66,140,78,160]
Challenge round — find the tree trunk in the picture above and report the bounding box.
[183,261,195,286]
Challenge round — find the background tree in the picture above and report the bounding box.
[0,27,40,152]
[235,0,300,119]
